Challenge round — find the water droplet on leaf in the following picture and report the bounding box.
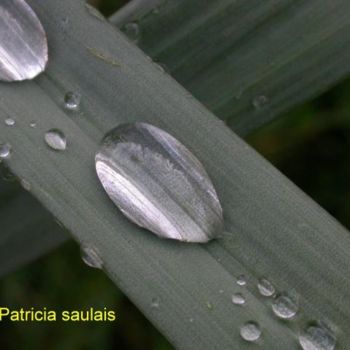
[240,321,261,342]
[0,143,12,159]
[272,293,298,319]
[44,129,67,151]
[151,297,160,309]
[4,118,15,126]
[299,325,336,350]
[257,278,275,297]
[81,245,103,269]
[232,293,246,305]
[0,0,48,81]
[29,121,37,128]
[236,275,247,286]
[64,92,81,110]
[95,122,223,243]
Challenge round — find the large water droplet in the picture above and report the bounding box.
[236,275,247,286]
[299,325,336,350]
[4,118,15,126]
[0,0,48,81]
[272,293,298,319]
[0,143,12,159]
[95,122,223,243]
[257,278,275,297]
[44,129,67,151]
[64,92,81,111]
[232,293,246,305]
[240,321,261,342]
[124,22,140,43]
[81,245,103,269]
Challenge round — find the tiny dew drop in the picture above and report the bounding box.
[299,325,336,350]
[0,143,12,159]
[151,297,160,309]
[252,95,268,110]
[95,122,223,243]
[64,91,81,111]
[272,293,298,319]
[81,245,103,269]
[44,129,67,151]
[4,118,15,126]
[124,22,140,43]
[232,293,246,305]
[29,121,37,128]
[240,321,261,342]
[257,278,275,297]
[236,274,247,286]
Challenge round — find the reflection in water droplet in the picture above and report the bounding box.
[30,121,37,128]
[232,293,246,305]
[257,278,275,297]
[252,95,268,110]
[272,293,298,319]
[236,275,247,286]
[5,118,15,126]
[20,179,31,191]
[151,297,160,309]
[44,129,67,151]
[299,325,336,350]
[81,245,103,269]
[240,321,261,342]
[124,22,140,43]
[0,143,12,159]
[64,91,81,110]
[95,122,223,243]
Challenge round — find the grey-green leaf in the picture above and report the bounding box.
[95,123,223,243]
[0,0,48,82]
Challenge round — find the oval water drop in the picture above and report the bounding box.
[124,22,140,43]
[64,92,81,111]
[44,129,67,151]
[81,245,103,269]
[236,274,247,286]
[0,143,12,159]
[95,123,223,243]
[299,325,336,350]
[29,121,37,128]
[4,118,15,126]
[257,278,275,297]
[232,293,246,305]
[272,293,298,319]
[0,0,48,81]
[240,321,261,342]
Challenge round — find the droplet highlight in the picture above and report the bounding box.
[272,293,298,319]
[299,325,336,350]
[44,129,67,151]
[240,321,261,342]
[257,278,275,297]
[151,297,160,309]
[0,0,48,81]
[232,293,246,305]
[236,275,247,286]
[95,122,224,243]
[64,92,81,111]
[0,143,12,159]
[81,245,103,269]
[4,118,15,126]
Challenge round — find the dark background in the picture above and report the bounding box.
[1,0,350,349]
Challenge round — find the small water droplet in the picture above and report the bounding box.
[64,91,81,110]
[124,22,140,43]
[240,321,261,342]
[232,293,246,305]
[206,301,213,310]
[20,179,31,191]
[257,278,275,297]
[272,293,298,319]
[252,95,269,110]
[299,325,336,350]
[4,118,15,126]
[236,275,247,286]
[44,129,67,151]
[29,121,37,128]
[81,245,103,269]
[151,297,160,309]
[0,143,12,159]
[95,123,223,243]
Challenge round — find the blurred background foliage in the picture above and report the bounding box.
[1,0,350,349]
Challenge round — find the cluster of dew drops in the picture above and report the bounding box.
[228,275,336,349]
